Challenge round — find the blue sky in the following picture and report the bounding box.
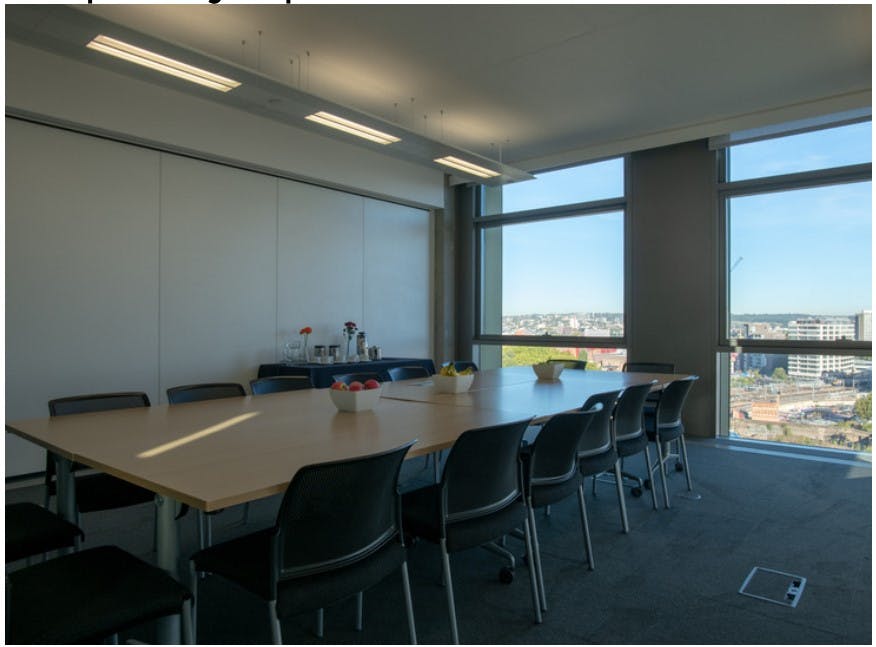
[494,122,871,317]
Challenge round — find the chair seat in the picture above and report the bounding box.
[5,502,83,562]
[7,545,191,644]
[402,484,527,553]
[73,473,156,513]
[530,474,583,509]
[578,448,618,476]
[644,415,684,442]
[191,527,406,618]
[616,433,648,458]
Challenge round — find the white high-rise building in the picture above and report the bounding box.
[788,318,855,379]
[855,310,872,341]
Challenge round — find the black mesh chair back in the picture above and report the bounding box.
[441,418,532,523]
[623,362,675,374]
[274,441,415,581]
[331,372,383,386]
[46,392,153,513]
[250,376,313,395]
[548,359,587,370]
[387,365,431,381]
[529,405,602,487]
[166,382,245,404]
[654,376,698,431]
[451,361,478,373]
[577,390,621,457]
[49,391,151,417]
[613,382,656,443]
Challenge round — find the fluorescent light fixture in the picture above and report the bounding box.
[86,34,241,92]
[433,156,501,179]
[305,111,401,145]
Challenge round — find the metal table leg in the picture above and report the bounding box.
[155,494,181,644]
[54,456,79,552]
[54,455,76,523]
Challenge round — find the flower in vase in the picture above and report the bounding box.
[299,326,312,360]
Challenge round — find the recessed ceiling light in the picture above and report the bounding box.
[86,34,241,92]
[434,156,501,179]
[305,111,401,145]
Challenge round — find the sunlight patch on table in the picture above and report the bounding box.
[138,412,261,458]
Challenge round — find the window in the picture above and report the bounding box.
[475,159,626,369]
[720,118,872,450]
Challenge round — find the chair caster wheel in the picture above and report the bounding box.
[675,463,684,472]
[631,487,643,497]
[499,566,514,584]
[643,479,652,490]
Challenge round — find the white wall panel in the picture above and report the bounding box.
[277,181,364,356]
[5,119,161,475]
[159,155,277,396]
[363,199,433,358]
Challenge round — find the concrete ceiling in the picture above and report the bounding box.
[16,4,874,170]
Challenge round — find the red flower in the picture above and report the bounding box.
[299,326,312,335]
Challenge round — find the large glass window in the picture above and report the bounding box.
[475,158,627,369]
[479,212,624,336]
[482,158,624,216]
[721,118,872,451]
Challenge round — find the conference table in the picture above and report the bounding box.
[6,366,683,642]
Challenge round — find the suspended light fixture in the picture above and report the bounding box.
[305,111,401,145]
[434,156,501,179]
[86,34,241,92]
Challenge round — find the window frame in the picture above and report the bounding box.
[473,157,629,351]
[717,158,872,356]
[716,122,872,439]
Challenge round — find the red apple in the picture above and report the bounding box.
[349,381,365,391]
[364,379,381,390]
[330,381,348,391]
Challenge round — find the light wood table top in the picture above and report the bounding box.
[382,366,683,420]
[6,389,527,512]
[7,367,685,513]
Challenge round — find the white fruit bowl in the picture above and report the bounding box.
[329,385,382,412]
[432,373,475,393]
[532,362,564,381]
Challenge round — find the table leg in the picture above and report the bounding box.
[155,494,181,643]
[54,455,76,522]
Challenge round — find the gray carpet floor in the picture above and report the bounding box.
[5,438,872,644]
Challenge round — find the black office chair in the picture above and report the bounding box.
[166,382,246,404]
[166,382,247,549]
[387,365,431,381]
[610,382,660,522]
[645,376,699,509]
[575,389,623,569]
[7,545,193,644]
[250,376,314,395]
[332,372,383,386]
[402,418,541,644]
[6,503,83,565]
[622,362,675,374]
[520,404,602,611]
[45,392,156,534]
[547,358,588,370]
[189,442,417,645]
[623,362,675,407]
[450,361,478,373]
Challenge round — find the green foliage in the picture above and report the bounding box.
[502,346,583,367]
[854,393,872,421]
[771,367,788,381]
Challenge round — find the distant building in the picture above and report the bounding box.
[788,318,855,379]
[855,310,872,341]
